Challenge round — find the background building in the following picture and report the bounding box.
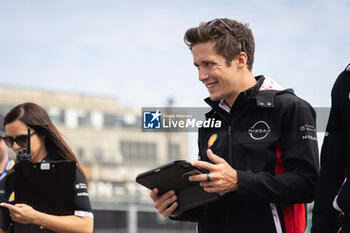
[0,86,196,232]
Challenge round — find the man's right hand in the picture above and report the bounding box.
[150,188,180,217]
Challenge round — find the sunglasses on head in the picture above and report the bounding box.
[3,132,36,148]
[208,18,233,32]
[208,18,244,53]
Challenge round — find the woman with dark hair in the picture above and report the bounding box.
[0,102,93,233]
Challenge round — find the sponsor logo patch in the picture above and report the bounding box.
[248,121,271,140]
[9,191,15,202]
[76,183,87,190]
[208,134,217,147]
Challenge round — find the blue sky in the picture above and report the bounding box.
[0,0,349,109]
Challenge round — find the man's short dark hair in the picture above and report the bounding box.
[184,18,255,71]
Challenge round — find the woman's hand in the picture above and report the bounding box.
[1,202,93,232]
[0,203,41,225]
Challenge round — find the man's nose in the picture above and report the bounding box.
[198,69,209,82]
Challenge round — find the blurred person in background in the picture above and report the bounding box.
[0,115,15,200]
[0,102,93,233]
[312,64,350,233]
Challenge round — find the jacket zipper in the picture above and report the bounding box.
[214,110,234,167]
[228,125,232,166]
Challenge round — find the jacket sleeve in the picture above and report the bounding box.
[0,173,14,231]
[311,71,349,233]
[236,94,319,203]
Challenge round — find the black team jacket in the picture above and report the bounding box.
[172,75,319,233]
[312,64,350,233]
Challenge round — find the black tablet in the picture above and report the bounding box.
[136,160,219,214]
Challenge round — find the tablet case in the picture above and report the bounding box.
[136,160,219,214]
[14,160,76,232]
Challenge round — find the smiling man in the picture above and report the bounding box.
[150,18,319,233]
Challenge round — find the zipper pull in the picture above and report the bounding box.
[228,126,231,136]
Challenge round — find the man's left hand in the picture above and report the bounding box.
[189,149,238,193]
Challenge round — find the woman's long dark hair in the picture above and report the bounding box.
[4,102,89,185]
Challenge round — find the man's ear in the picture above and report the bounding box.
[237,52,248,70]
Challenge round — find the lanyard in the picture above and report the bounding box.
[0,157,10,180]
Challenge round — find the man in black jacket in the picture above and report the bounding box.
[312,64,350,233]
[150,18,319,233]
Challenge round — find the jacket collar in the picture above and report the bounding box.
[204,75,294,110]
